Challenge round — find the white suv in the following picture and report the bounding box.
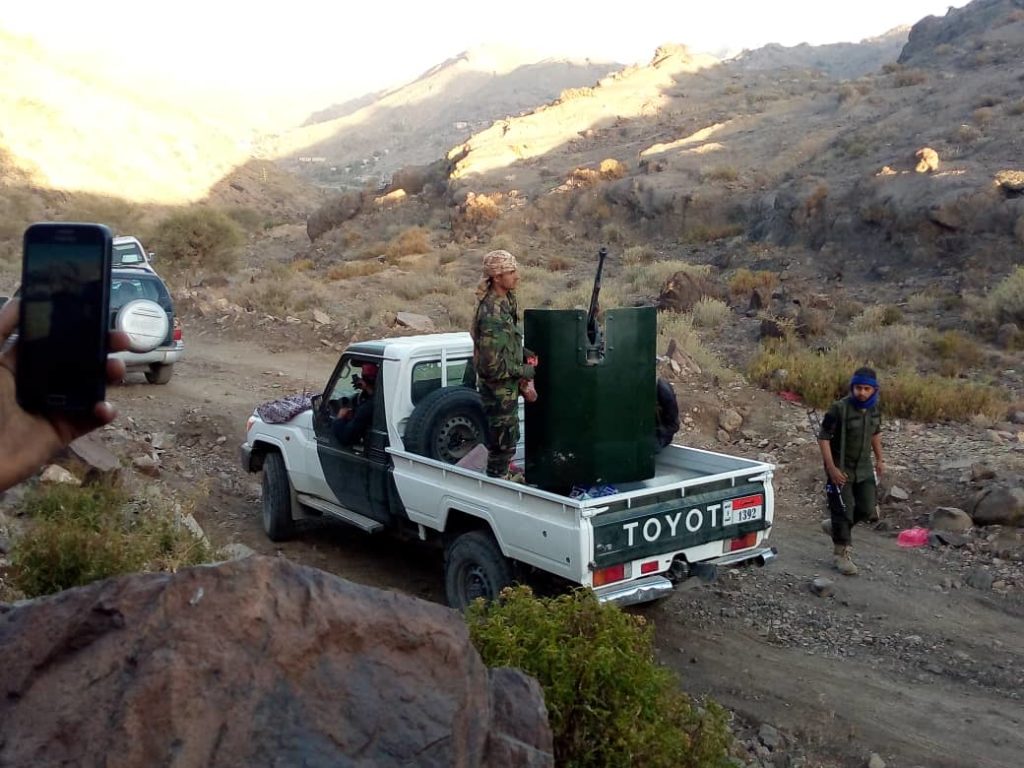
[112,236,157,272]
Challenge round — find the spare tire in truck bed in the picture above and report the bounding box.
[404,387,487,464]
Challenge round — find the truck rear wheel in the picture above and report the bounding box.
[262,452,294,542]
[444,530,513,610]
[404,387,487,464]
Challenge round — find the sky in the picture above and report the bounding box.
[3,0,969,124]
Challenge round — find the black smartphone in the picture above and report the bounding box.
[17,222,112,413]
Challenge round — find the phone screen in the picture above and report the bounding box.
[17,223,112,412]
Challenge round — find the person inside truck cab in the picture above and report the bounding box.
[332,363,377,447]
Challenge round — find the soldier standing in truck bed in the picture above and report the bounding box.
[472,250,537,479]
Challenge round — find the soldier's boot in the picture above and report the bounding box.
[833,545,859,576]
[820,518,833,537]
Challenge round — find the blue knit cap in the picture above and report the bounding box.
[848,366,879,410]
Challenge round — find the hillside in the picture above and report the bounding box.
[0,30,253,205]
[265,46,622,189]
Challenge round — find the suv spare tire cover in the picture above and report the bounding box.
[116,299,169,352]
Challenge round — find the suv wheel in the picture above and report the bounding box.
[145,364,174,385]
[444,530,513,610]
[262,452,294,542]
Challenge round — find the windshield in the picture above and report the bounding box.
[112,241,145,266]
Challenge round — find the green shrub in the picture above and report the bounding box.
[930,330,984,377]
[975,266,1024,326]
[10,482,210,598]
[150,206,243,279]
[748,341,1005,420]
[841,323,924,367]
[467,587,731,768]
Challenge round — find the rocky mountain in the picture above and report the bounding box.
[265,45,622,189]
[729,26,909,78]
[415,0,1024,284]
[0,30,251,205]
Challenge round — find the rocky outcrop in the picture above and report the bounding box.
[899,0,1024,66]
[0,556,553,767]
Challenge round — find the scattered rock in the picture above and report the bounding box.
[931,507,973,532]
[971,463,996,481]
[312,309,333,325]
[914,147,939,173]
[757,723,781,750]
[67,435,120,476]
[810,577,834,597]
[867,751,887,768]
[719,409,744,433]
[971,486,1024,527]
[964,567,994,591]
[219,542,257,561]
[887,485,910,502]
[40,465,81,486]
[396,311,435,332]
[930,530,968,548]
[132,455,161,477]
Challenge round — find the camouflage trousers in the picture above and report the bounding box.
[479,380,519,478]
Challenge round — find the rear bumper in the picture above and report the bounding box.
[592,546,777,607]
[593,575,675,607]
[111,344,184,369]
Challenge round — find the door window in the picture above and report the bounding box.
[410,359,473,404]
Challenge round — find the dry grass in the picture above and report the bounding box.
[623,261,711,297]
[849,304,904,333]
[623,245,656,266]
[841,324,925,368]
[727,268,778,296]
[327,260,388,280]
[657,312,735,382]
[386,226,432,258]
[690,298,731,329]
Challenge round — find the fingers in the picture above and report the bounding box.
[108,330,130,353]
[0,298,18,340]
[93,400,118,425]
[106,357,126,383]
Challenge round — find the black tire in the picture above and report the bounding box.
[261,452,294,542]
[404,386,487,464]
[444,530,513,610]
[145,363,174,385]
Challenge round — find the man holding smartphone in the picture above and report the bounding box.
[0,290,130,492]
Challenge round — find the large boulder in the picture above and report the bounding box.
[0,557,553,767]
[656,270,724,312]
[971,485,1024,527]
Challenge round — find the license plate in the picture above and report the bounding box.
[723,494,763,525]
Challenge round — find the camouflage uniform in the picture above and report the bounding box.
[818,397,882,546]
[472,289,535,477]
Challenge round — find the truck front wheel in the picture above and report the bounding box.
[262,452,294,542]
[444,530,513,610]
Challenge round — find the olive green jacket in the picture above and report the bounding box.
[818,397,881,482]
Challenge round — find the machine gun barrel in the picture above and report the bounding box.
[586,246,608,346]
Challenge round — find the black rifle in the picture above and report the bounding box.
[586,246,609,347]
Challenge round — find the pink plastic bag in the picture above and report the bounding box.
[897,527,930,548]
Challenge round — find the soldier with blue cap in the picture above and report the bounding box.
[817,366,885,576]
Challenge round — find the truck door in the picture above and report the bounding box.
[311,355,390,523]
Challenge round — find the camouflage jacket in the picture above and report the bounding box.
[472,290,534,385]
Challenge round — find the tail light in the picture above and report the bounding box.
[592,563,627,587]
[246,415,256,434]
[729,531,758,552]
[173,317,183,343]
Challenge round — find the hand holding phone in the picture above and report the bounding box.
[17,223,115,412]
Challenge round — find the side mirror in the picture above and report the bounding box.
[147,251,156,262]
[311,394,323,413]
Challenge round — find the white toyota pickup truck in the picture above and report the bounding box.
[241,332,776,608]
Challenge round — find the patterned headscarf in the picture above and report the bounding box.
[475,250,518,299]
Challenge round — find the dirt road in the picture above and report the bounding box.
[117,332,1024,768]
